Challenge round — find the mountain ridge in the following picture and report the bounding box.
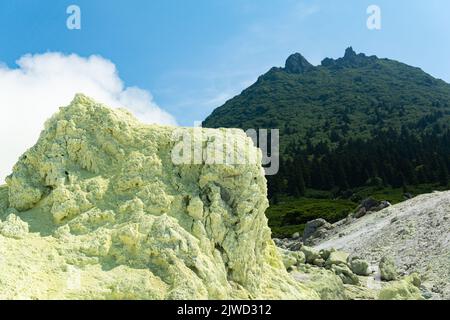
[203,47,450,237]
[204,47,450,146]
[203,47,450,185]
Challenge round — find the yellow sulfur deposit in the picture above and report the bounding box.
[0,94,318,300]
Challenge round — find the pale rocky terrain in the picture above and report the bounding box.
[313,191,450,300]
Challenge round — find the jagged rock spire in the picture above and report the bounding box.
[285,53,314,73]
[344,47,357,59]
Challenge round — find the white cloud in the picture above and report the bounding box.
[0,52,177,182]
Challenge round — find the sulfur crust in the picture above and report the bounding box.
[0,94,318,300]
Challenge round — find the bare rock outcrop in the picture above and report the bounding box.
[0,94,318,300]
[314,191,450,300]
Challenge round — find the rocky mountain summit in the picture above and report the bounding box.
[284,53,314,74]
[204,47,450,232]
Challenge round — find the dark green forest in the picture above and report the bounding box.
[269,128,450,198]
[204,47,450,237]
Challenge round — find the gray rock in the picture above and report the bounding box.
[319,248,335,261]
[303,218,333,244]
[285,53,314,74]
[354,207,367,218]
[373,200,391,212]
[286,241,303,251]
[354,198,390,219]
[274,237,303,252]
[360,197,381,211]
[403,193,413,200]
[273,238,283,246]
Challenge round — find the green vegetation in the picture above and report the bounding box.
[204,47,450,151]
[204,47,450,236]
[268,183,448,238]
[267,195,355,238]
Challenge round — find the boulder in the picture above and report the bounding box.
[319,248,336,261]
[360,197,381,211]
[354,207,367,218]
[278,248,306,269]
[292,267,348,300]
[300,246,320,264]
[292,232,301,239]
[326,251,350,267]
[296,251,307,265]
[286,240,303,251]
[379,256,398,281]
[273,238,302,251]
[378,274,423,300]
[376,200,391,211]
[331,264,360,285]
[403,193,413,200]
[354,198,391,218]
[303,218,333,244]
[0,212,29,239]
[349,257,370,276]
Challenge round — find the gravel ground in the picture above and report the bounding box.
[313,191,450,300]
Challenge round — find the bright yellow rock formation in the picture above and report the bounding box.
[0,94,318,300]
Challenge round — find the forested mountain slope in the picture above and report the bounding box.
[204,47,450,197]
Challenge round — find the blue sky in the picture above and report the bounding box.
[1,0,450,125]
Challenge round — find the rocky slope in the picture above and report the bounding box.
[313,191,450,299]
